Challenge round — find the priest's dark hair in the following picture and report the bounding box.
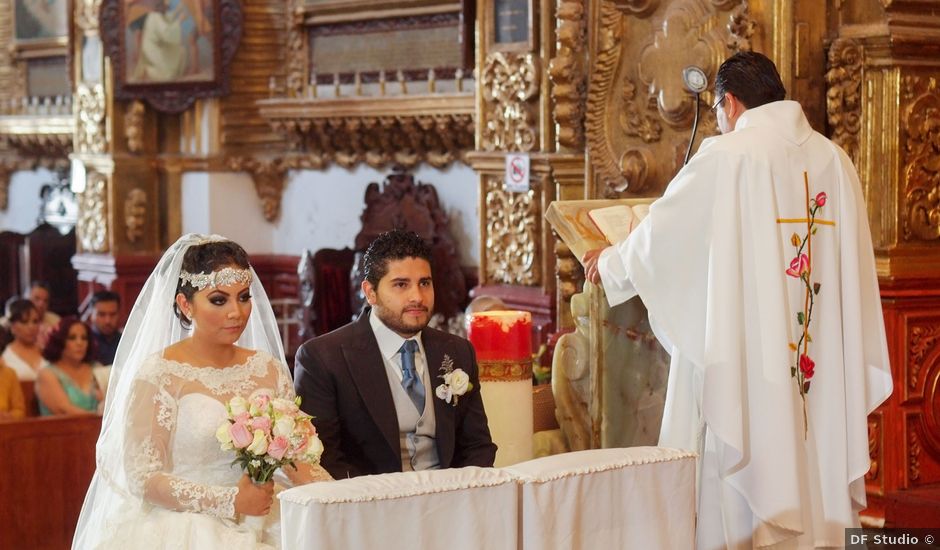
[715,51,786,109]
[362,229,432,287]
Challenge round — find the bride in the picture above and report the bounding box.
[72,234,331,549]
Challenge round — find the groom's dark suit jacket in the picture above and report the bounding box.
[294,309,497,479]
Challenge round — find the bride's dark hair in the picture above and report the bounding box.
[173,240,251,328]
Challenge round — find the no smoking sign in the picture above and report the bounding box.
[504,153,530,193]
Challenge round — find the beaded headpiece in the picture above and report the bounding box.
[179,266,252,290]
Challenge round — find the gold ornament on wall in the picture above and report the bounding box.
[77,173,109,253]
[825,38,862,167]
[124,100,145,154]
[76,83,107,154]
[484,176,540,286]
[481,53,539,152]
[549,0,587,150]
[902,76,940,242]
[124,188,147,243]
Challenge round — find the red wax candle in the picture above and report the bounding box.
[467,311,532,362]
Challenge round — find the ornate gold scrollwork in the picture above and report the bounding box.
[825,38,862,166]
[620,80,662,145]
[550,0,587,150]
[612,0,658,16]
[260,101,474,170]
[902,76,940,241]
[125,101,145,154]
[77,173,109,253]
[909,426,921,482]
[124,188,147,243]
[638,3,719,128]
[727,1,756,52]
[481,53,539,152]
[866,417,880,482]
[484,176,540,286]
[76,83,107,154]
[227,157,289,222]
[909,321,940,390]
[285,0,307,97]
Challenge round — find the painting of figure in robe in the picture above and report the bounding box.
[124,0,215,84]
[13,0,68,44]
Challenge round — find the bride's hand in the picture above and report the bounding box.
[234,475,274,516]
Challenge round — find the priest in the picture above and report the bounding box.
[583,51,893,549]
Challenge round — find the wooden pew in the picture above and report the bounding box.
[20,381,39,417]
[0,415,101,550]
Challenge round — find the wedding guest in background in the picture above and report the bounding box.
[89,290,123,365]
[0,357,26,420]
[2,299,49,381]
[29,281,61,348]
[36,317,101,416]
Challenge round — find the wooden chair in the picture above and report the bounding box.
[0,415,101,550]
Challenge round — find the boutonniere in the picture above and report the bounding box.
[434,354,472,406]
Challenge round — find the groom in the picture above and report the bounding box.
[294,230,497,479]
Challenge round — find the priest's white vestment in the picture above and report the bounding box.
[598,100,893,549]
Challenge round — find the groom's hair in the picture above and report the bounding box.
[173,240,251,328]
[362,230,432,287]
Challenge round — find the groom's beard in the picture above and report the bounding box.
[372,302,431,337]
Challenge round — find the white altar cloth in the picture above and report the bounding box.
[279,466,518,550]
[503,447,697,550]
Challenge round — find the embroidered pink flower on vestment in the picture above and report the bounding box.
[814,192,827,207]
[785,254,810,278]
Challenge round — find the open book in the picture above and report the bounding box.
[545,199,655,264]
[587,204,651,245]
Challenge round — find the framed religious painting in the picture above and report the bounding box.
[99,0,243,112]
[484,0,534,53]
[12,0,70,57]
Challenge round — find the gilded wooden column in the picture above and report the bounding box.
[71,0,165,312]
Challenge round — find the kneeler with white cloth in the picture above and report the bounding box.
[279,447,696,549]
[597,101,893,548]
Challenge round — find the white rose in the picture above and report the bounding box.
[303,436,324,463]
[449,369,471,395]
[272,415,296,438]
[215,423,233,450]
[247,429,269,455]
[228,396,248,416]
[435,384,453,403]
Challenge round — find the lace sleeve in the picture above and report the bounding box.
[124,363,238,519]
[274,356,296,400]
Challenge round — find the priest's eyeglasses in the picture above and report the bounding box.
[711,94,726,113]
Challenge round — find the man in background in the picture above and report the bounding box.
[89,291,122,366]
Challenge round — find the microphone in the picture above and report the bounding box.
[682,66,707,165]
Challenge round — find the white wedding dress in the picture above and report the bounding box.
[96,350,326,549]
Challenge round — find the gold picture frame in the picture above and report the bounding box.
[12,0,70,58]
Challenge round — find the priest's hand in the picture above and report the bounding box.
[582,248,606,286]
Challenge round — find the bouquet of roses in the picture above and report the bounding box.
[216,389,324,482]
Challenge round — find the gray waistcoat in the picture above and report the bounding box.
[384,361,441,471]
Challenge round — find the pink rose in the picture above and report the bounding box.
[229,422,253,449]
[268,436,289,460]
[251,416,272,434]
[233,411,251,424]
[799,354,815,379]
[785,254,810,278]
[815,192,827,207]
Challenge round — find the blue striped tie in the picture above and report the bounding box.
[399,340,425,412]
